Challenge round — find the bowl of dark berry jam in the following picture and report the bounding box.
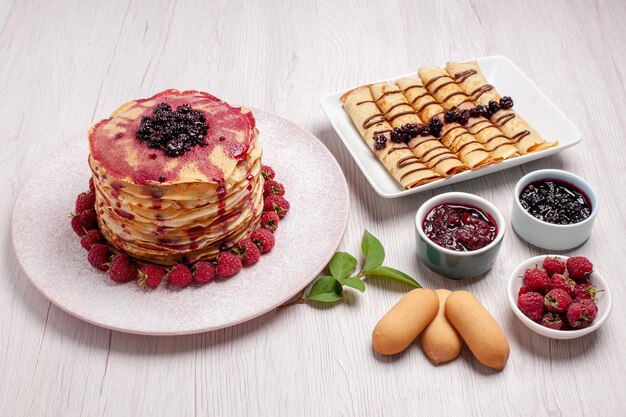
[415,192,505,279]
[512,170,598,250]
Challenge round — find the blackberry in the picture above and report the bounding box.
[470,105,487,118]
[456,109,470,125]
[390,129,403,143]
[428,118,443,137]
[499,96,514,109]
[444,111,457,124]
[136,102,209,156]
[373,134,387,150]
[487,100,500,115]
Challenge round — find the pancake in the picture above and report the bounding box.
[88,89,264,265]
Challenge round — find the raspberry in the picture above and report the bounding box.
[138,264,165,289]
[263,180,285,197]
[580,299,598,315]
[193,261,216,284]
[573,282,602,301]
[75,191,96,214]
[71,210,98,236]
[168,263,193,288]
[518,286,531,297]
[544,288,573,313]
[88,244,112,272]
[232,238,261,266]
[541,313,563,330]
[80,229,103,250]
[517,291,545,322]
[260,211,280,232]
[250,228,275,254]
[542,256,566,277]
[261,165,275,181]
[263,195,290,218]
[566,301,597,329]
[523,268,550,293]
[89,177,95,192]
[566,256,593,282]
[109,254,137,283]
[549,273,576,295]
[216,252,242,279]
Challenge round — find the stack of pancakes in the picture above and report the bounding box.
[88,89,264,265]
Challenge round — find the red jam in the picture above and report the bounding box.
[422,204,497,252]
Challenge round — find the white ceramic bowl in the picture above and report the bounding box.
[511,169,598,250]
[508,255,612,339]
[415,192,505,279]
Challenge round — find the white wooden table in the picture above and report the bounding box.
[1,1,625,416]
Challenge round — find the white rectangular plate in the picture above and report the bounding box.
[320,55,582,198]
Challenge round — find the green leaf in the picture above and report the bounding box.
[308,292,343,302]
[365,266,421,288]
[361,230,385,272]
[341,277,366,292]
[307,276,343,303]
[328,252,357,280]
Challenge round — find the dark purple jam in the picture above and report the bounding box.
[519,179,591,225]
[137,102,209,156]
[423,204,498,252]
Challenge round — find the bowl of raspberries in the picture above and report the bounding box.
[507,255,612,339]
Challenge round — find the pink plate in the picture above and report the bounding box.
[12,109,349,335]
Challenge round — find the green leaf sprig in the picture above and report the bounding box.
[282,230,421,307]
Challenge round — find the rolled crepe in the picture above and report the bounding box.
[445,61,557,154]
[418,66,519,161]
[341,86,441,189]
[369,82,467,177]
[396,77,492,170]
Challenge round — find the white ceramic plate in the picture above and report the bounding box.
[507,255,612,340]
[12,109,349,335]
[320,55,582,198]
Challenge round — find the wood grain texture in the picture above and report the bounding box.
[1,0,625,416]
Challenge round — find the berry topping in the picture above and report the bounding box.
[470,105,487,118]
[260,211,280,232]
[487,100,500,115]
[263,180,285,197]
[75,191,96,214]
[428,118,443,137]
[566,301,597,329]
[523,268,550,293]
[499,96,514,109]
[422,204,497,252]
[544,288,573,313]
[542,256,566,277]
[519,181,591,225]
[456,109,470,126]
[517,291,545,322]
[216,252,243,279]
[109,254,138,283]
[168,263,193,288]
[261,165,275,181]
[263,195,290,218]
[444,111,457,124]
[192,261,216,285]
[138,264,166,289]
[373,134,387,150]
[71,210,98,237]
[389,129,404,143]
[136,102,209,157]
[250,228,275,254]
[87,244,112,272]
[80,229,104,251]
[232,238,261,267]
[541,313,563,330]
[566,256,594,282]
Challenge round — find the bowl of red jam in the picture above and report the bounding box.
[512,169,598,250]
[415,192,505,279]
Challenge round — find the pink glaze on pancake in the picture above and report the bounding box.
[89,89,257,185]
